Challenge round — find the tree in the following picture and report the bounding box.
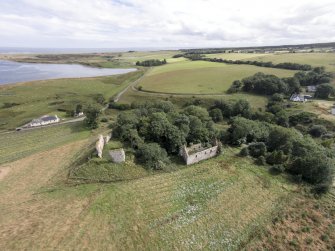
[209,108,223,122]
[289,153,334,190]
[266,150,288,165]
[315,84,334,99]
[135,143,170,170]
[84,105,101,129]
[248,142,267,158]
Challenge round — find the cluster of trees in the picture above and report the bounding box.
[225,117,334,193]
[205,58,313,71]
[135,59,167,67]
[183,54,204,61]
[228,67,333,97]
[112,101,218,170]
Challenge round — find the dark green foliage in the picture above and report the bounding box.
[227,80,242,93]
[183,105,211,122]
[108,102,131,110]
[213,99,252,119]
[239,147,249,156]
[309,125,327,137]
[229,66,332,96]
[294,67,332,86]
[205,57,313,71]
[100,117,108,123]
[248,142,267,158]
[271,93,284,102]
[84,105,101,129]
[269,165,285,175]
[315,84,334,99]
[75,104,83,114]
[2,102,20,108]
[289,112,316,126]
[135,59,167,67]
[183,53,204,61]
[266,150,288,165]
[289,153,334,188]
[135,143,170,170]
[209,108,223,122]
[256,156,266,166]
[172,54,184,58]
[227,117,270,145]
[276,111,290,127]
[94,94,106,105]
[242,72,288,95]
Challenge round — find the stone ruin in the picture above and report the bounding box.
[109,149,126,163]
[104,133,111,145]
[95,134,105,158]
[180,140,220,165]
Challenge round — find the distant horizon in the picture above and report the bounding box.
[0,41,334,54]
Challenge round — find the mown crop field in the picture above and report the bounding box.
[0,122,89,165]
[138,60,296,94]
[0,70,143,130]
[0,144,294,250]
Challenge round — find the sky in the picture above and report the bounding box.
[0,0,334,49]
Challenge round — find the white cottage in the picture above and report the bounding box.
[27,115,60,127]
[290,94,306,102]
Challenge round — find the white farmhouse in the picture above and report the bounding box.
[27,115,60,127]
[290,94,306,102]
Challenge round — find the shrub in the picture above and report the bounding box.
[239,147,249,156]
[309,125,327,137]
[248,142,267,158]
[255,156,266,165]
[84,105,101,129]
[269,165,285,175]
[266,150,288,165]
[100,118,108,122]
[135,143,170,170]
[209,108,223,122]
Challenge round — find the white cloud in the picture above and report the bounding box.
[0,0,334,48]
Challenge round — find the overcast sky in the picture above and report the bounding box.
[0,0,334,49]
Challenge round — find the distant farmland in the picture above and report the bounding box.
[138,61,296,94]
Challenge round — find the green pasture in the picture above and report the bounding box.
[0,122,89,165]
[139,61,296,94]
[206,52,335,73]
[0,71,143,130]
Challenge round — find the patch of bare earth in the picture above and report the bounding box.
[0,140,99,250]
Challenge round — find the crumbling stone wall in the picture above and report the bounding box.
[180,141,220,165]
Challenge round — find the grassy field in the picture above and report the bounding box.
[0,122,90,165]
[205,52,335,73]
[0,143,295,250]
[0,70,143,130]
[138,60,296,94]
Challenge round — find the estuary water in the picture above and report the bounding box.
[0,60,137,85]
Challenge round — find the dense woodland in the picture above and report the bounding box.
[109,98,335,193]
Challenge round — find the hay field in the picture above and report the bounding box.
[0,144,294,250]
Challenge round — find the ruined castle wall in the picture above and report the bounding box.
[186,145,218,165]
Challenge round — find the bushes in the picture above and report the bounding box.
[135,143,170,170]
[315,84,334,99]
[136,59,167,67]
[209,108,223,122]
[248,142,267,158]
[84,105,101,129]
[309,125,327,137]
